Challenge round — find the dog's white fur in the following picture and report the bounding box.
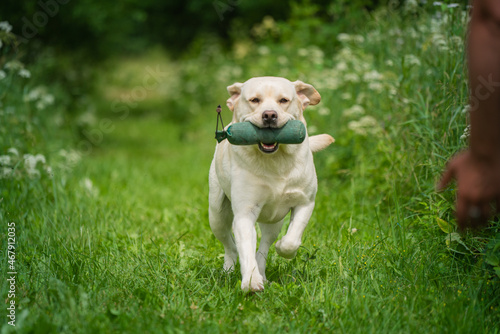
[209,77,334,291]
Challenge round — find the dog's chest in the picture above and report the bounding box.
[257,186,308,223]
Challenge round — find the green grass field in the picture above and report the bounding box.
[1,4,499,333]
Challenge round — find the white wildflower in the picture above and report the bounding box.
[263,16,276,29]
[4,61,23,71]
[0,21,12,33]
[310,47,324,65]
[341,92,352,100]
[460,125,470,140]
[351,228,358,234]
[336,48,355,65]
[353,35,364,43]
[25,89,40,102]
[404,54,421,66]
[356,93,366,104]
[368,82,384,92]
[318,107,330,116]
[406,27,418,39]
[344,73,360,83]
[404,0,419,13]
[45,165,53,177]
[45,94,54,104]
[1,167,13,179]
[359,61,371,72]
[252,16,279,38]
[257,46,270,55]
[363,70,383,82]
[348,121,367,136]
[336,62,348,71]
[77,111,97,126]
[18,69,31,78]
[27,168,40,178]
[337,33,351,42]
[388,28,402,37]
[7,147,19,156]
[81,177,99,197]
[319,77,341,90]
[0,155,11,165]
[35,93,55,110]
[35,153,46,164]
[23,154,46,177]
[0,70,6,80]
[432,34,448,51]
[83,178,92,190]
[233,41,251,59]
[24,86,49,102]
[348,116,380,136]
[59,149,81,169]
[343,105,365,118]
[450,35,463,46]
[297,48,308,57]
[461,105,470,114]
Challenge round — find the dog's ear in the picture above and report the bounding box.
[293,80,321,109]
[226,82,243,112]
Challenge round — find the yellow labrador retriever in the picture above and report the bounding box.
[209,77,334,291]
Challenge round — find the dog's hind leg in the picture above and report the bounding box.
[209,170,237,272]
[256,220,283,282]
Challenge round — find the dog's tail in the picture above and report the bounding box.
[309,134,335,153]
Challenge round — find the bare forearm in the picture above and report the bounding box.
[468,0,500,159]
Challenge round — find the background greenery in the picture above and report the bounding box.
[1,0,499,333]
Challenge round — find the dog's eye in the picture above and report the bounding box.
[279,98,289,103]
[249,98,260,103]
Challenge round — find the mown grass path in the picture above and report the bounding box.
[8,103,494,333]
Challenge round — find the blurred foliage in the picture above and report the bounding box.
[1,0,380,59]
[1,0,386,127]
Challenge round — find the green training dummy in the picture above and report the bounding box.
[214,105,306,145]
[223,120,306,145]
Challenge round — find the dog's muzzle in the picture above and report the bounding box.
[258,142,279,154]
[262,110,278,127]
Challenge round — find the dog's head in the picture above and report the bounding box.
[226,77,320,128]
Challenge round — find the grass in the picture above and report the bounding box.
[1,4,500,333]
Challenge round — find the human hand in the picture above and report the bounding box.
[438,150,500,230]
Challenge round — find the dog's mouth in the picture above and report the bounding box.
[258,142,279,154]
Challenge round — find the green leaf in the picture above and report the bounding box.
[437,218,453,234]
[485,254,500,267]
[444,232,461,247]
[494,267,500,279]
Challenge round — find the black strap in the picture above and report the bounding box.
[215,105,227,143]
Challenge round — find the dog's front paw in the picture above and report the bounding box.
[275,239,300,259]
[241,272,265,292]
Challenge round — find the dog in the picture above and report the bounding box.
[209,77,334,291]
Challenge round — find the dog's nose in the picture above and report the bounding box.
[262,110,278,125]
